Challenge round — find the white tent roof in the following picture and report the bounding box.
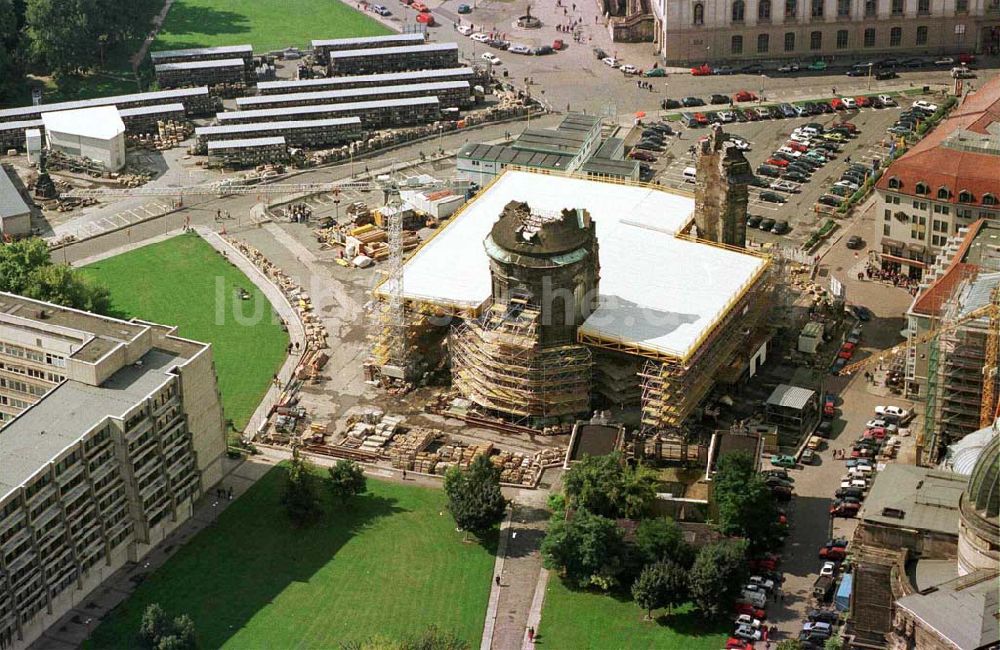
[387,170,768,360]
[41,106,125,140]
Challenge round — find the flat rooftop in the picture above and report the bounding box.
[216,96,439,122]
[0,87,207,121]
[196,117,361,137]
[0,347,181,500]
[256,67,474,92]
[118,103,186,118]
[151,44,253,59]
[860,464,966,535]
[327,42,458,60]
[0,165,30,220]
[155,58,246,71]
[458,142,574,171]
[387,170,768,361]
[236,81,469,108]
[207,136,286,150]
[312,33,426,48]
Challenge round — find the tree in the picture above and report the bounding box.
[340,626,470,650]
[443,455,507,538]
[171,614,196,649]
[776,641,804,650]
[713,452,779,552]
[328,459,367,506]
[635,517,693,568]
[824,638,843,650]
[281,448,322,527]
[563,453,658,519]
[139,604,169,647]
[0,0,22,103]
[23,264,113,314]
[24,0,101,76]
[541,508,624,589]
[688,539,749,618]
[631,560,689,619]
[0,238,51,295]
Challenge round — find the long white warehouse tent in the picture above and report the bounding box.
[236,81,471,110]
[150,44,253,63]
[214,96,440,126]
[256,67,475,95]
[0,87,212,123]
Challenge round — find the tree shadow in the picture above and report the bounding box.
[504,505,550,559]
[653,607,730,638]
[156,6,252,41]
[86,467,409,648]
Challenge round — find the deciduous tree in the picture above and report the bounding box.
[563,452,659,519]
[327,459,367,507]
[635,517,693,568]
[541,508,624,589]
[713,452,779,552]
[139,604,168,647]
[688,539,749,618]
[281,448,322,527]
[443,455,507,538]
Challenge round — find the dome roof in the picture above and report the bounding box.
[942,424,998,475]
[966,433,1000,519]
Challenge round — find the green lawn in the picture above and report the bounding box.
[86,469,495,648]
[539,578,729,650]
[154,0,392,53]
[81,233,288,432]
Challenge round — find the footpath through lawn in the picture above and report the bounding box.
[86,469,496,648]
[81,233,288,432]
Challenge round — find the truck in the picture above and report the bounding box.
[813,575,836,602]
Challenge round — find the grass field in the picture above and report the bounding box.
[538,578,729,650]
[86,469,495,649]
[81,233,288,432]
[154,0,392,53]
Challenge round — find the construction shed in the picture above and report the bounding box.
[764,384,819,438]
[150,44,254,68]
[311,33,426,63]
[214,96,441,128]
[257,67,475,95]
[0,87,216,124]
[236,80,473,111]
[194,117,361,153]
[154,59,247,89]
[207,136,287,168]
[118,103,186,135]
[326,43,460,76]
[0,165,31,237]
[41,106,126,171]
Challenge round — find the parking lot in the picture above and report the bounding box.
[629,96,913,246]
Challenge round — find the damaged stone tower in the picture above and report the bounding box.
[693,124,753,248]
[449,201,599,427]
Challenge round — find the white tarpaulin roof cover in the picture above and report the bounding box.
[41,106,124,140]
[391,170,768,360]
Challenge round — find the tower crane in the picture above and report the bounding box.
[840,285,1000,429]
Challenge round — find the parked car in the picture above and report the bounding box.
[802,622,833,638]
[532,45,554,55]
[757,165,782,177]
[817,195,843,208]
[913,100,939,113]
[620,63,638,74]
[645,67,667,77]
[755,106,772,119]
[771,454,797,468]
[766,158,790,168]
[593,47,608,59]
[759,191,786,204]
[820,561,837,577]
[759,217,776,231]
[414,12,435,24]
[734,90,758,102]
[876,405,911,421]
[782,171,808,183]
[852,305,873,321]
[682,96,706,106]
[457,2,472,11]
[819,546,847,560]
[801,449,817,464]
[373,4,392,15]
[509,44,532,54]
[690,63,713,76]
[738,63,765,73]
[602,55,620,67]
[628,150,656,162]
[808,610,840,625]
[710,93,730,104]
[735,614,763,629]
[778,62,800,73]
[846,235,864,249]
[770,180,798,193]
[746,214,763,228]
[772,219,790,234]
[481,52,501,65]
[830,98,845,110]
[735,603,767,620]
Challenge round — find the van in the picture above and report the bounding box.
[682,167,697,183]
[740,590,767,608]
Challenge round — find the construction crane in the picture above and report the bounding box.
[841,286,1000,428]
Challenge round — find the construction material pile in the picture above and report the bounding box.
[127,120,193,150]
[227,238,328,352]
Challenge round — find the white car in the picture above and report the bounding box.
[849,466,874,477]
[934,56,954,65]
[771,180,799,193]
[777,146,801,158]
[749,575,775,591]
[470,32,490,43]
[457,24,473,35]
[602,56,620,67]
[734,624,763,641]
[509,44,532,54]
[716,111,736,123]
[841,477,868,490]
[620,63,638,74]
[481,52,501,65]
[730,137,751,150]
[875,405,909,420]
[841,97,857,109]
[913,100,939,113]
[796,126,821,136]
[877,94,897,106]
[789,133,812,144]
[835,180,860,191]
[866,418,899,431]
[735,614,763,629]
[820,561,837,577]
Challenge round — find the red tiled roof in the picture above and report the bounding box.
[875,77,1000,206]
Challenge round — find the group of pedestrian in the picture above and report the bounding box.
[862,264,920,294]
[215,486,233,500]
[636,80,655,90]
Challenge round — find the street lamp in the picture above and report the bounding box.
[760,72,765,103]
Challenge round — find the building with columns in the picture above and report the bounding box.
[656,0,1000,63]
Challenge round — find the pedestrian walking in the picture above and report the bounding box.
[528,627,535,642]
[228,487,233,500]
[402,469,407,480]
[495,575,501,586]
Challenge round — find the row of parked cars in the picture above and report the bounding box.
[690,53,973,77]
[727,551,790,647]
[887,100,940,136]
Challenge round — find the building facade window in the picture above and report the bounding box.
[732,34,744,53]
[917,0,930,14]
[888,177,901,189]
[984,193,997,206]
[810,30,822,48]
[891,0,903,14]
[694,2,705,24]
[865,0,877,16]
[890,27,902,46]
[785,0,798,17]
[916,25,928,44]
[958,190,973,203]
[956,0,968,12]
[915,182,928,195]
[837,29,849,47]
[733,0,746,22]
[758,33,770,52]
[937,187,950,200]
[811,0,825,16]
[785,31,796,50]
[955,23,966,44]
[864,27,876,46]
[837,0,851,16]
[759,0,772,20]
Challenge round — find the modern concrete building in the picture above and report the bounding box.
[874,76,1000,279]
[0,293,226,650]
[0,166,30,239]
[654,0,1000,64]
[40,107,126,172]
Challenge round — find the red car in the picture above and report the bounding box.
[694,112,709,125]
[691,63,712,76]
[819,546,847,560]
[743,109,760,121]
[855,96,872,107]
[837,121,858,133]
[823,393,836,417]
[415,11,434,24]
[766,157,790,168]
[734,90,758,102]
[958,53,975,64]
[726,639,754,650]
[411,1,429,10]
[831,502,860,517]
[838,343,855,360]
[830,98,845,110]
[786,141,809,152]
[735,603,767,620]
